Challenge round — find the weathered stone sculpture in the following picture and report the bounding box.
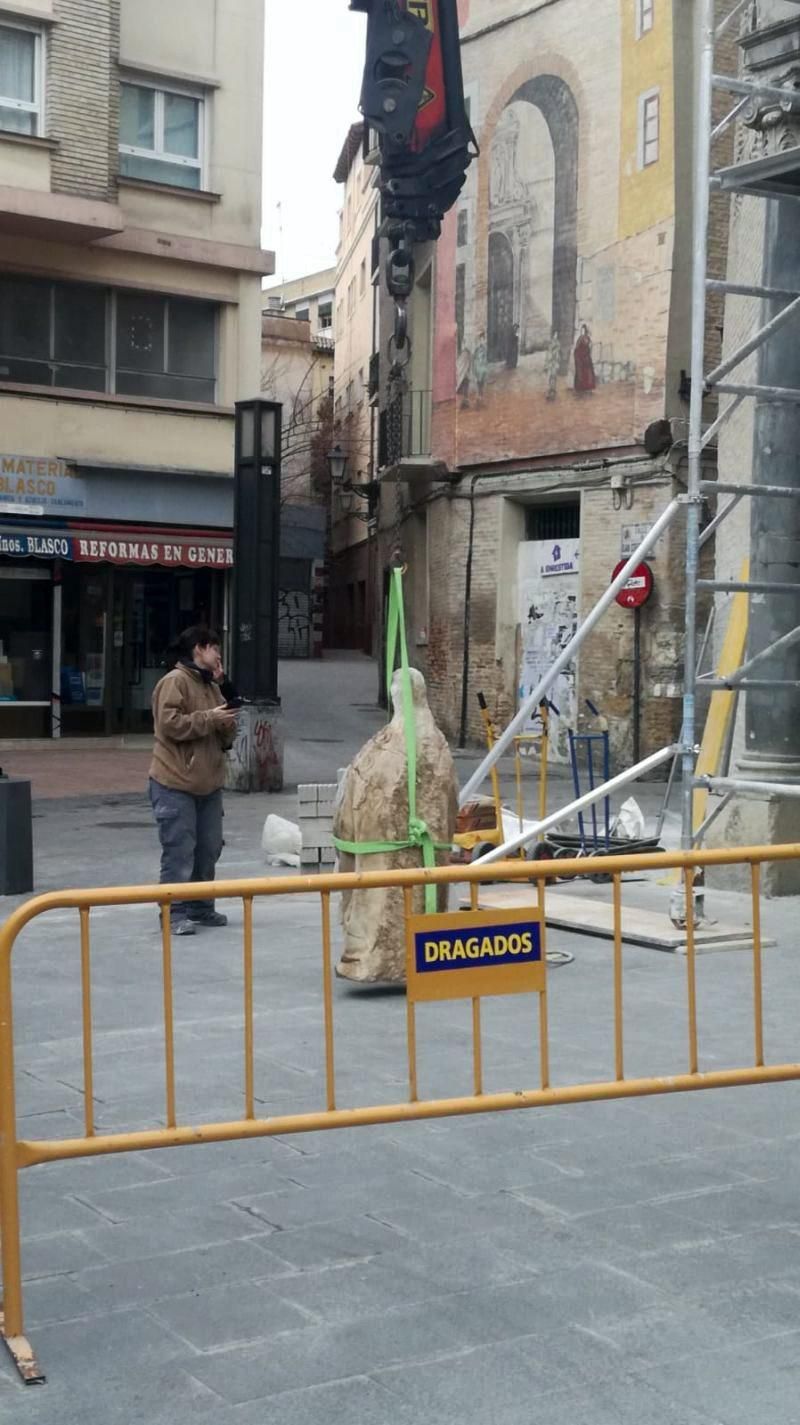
[334,668,459,984]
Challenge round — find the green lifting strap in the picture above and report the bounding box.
[333,567,449,913]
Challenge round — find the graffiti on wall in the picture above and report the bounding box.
[518,541,579,762]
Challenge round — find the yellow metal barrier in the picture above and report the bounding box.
[1,843,799,1382]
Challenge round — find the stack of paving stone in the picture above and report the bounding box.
[298,783,339,870]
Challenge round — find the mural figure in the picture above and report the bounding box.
[506,322,520,369]
[573,324,597,394]
[546,329,561,400]
[473,333,488,403]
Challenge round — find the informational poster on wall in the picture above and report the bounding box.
[517,540,579,762]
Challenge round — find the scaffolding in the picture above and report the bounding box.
[462,0,800,876]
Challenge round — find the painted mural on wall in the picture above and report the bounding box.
[434,0,675,469]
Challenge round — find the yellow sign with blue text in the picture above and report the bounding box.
[406,907,544,1004]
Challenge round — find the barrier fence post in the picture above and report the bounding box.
[537,876,550,1090]
[751,863,764,1068]
[684,868,699,1075]
[160,908,177,1129]
[0,933,42,1381]
[243,897,255,1120]
[612,874,625,1082]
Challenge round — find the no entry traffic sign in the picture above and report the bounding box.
[612,560,654,610]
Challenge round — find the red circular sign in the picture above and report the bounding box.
[612,560,654,610]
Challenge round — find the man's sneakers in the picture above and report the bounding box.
[171,920,196,937]
[187,910,229,928]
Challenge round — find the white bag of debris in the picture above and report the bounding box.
[262,814,302,867]
[613,797,646,842]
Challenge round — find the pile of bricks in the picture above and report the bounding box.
[298,783,339,870]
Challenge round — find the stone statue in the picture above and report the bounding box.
[334,668,459,984]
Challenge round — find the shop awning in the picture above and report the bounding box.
[0,526,233,568]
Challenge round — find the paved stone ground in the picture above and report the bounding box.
[0,656,799,1423]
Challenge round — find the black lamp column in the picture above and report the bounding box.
[232,399,282,705]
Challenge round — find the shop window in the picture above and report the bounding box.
[119,80,204,190]
[115,292,216,402]
[0,568,51,706]
[525,501,580,542]
[0,22,42,137]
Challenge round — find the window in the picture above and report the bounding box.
[358,366,365,405]
[457,210,469,248]
[0,276,217,402]
[360,259,367,297]
[336,300,343,334]
[119,80,203,190]
[0,277,106,390]
[525,502,580,542]
[115,292,216,401]
[347,279,356,317]
[295,306,310,323]
[318,301,333,331]
[637,0,654,37]
[0,22,42,136]
[639,89,660,167]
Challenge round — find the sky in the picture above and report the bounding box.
[262,1,367,287]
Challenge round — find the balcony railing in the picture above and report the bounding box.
[378,388,432,470]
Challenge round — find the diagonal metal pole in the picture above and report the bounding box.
[458,499,683,807]
[706,294,800,387]
[475,746,679,864]
[712,624,800,687]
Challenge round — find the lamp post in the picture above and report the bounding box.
[226,399,284,793]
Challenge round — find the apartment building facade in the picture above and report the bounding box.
[0,0,270,736]
[330,121,379,654]
[261,284,334,659]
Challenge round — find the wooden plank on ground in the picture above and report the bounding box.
[465,885,773,954]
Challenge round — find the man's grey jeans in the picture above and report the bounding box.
[149,779,224,923]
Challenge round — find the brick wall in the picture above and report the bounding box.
[49,0,119,200]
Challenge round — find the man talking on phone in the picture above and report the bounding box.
[149,626,239,936]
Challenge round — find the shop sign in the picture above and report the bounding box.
[539,542,580,578]
[0,456,87,516]
[0,529,233,568]
[0,531,73,558]
[405,907,545,1004]
[72,537,234,568]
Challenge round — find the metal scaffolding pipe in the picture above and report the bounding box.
[695,776,800,800]
[701,480,800,499]
[699,493,743,548]
[475,746,679,865]
[682,0,715,853]
[458,498,683,807]
[705,294,800,387]
[715,381,800,404]
[714,624,800,687]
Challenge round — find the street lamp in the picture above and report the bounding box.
[327,444,349,487]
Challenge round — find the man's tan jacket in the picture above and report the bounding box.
[149,664,235,796]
